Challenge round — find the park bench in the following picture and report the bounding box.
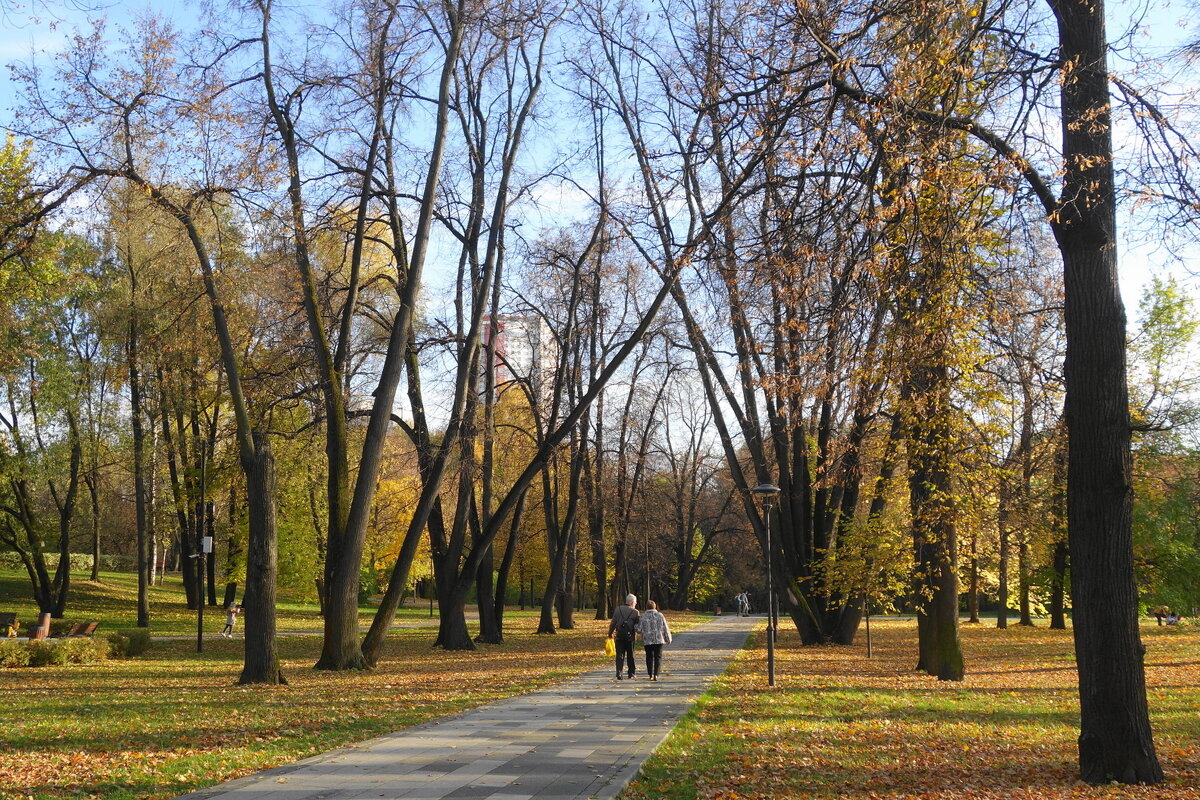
[46,621,101,638]
[73,621,100,637]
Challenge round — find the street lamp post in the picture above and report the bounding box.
[750,483,780,686]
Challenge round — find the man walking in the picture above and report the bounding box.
[608,594,640,680]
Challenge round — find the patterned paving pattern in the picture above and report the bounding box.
[176,616,756,800]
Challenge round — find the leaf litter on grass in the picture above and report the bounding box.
[2,614,715,800]
[621,619,1200,800]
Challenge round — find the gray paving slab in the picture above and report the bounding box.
[175,615,756,800]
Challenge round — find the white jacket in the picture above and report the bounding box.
[636,609,672,645]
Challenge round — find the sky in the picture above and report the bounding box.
[1,0,1197,321]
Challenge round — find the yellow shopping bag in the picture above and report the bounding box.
[604,637,616,657]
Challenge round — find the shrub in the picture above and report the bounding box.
[52,636,108,665]
[0,635,110,667]
[27,641,55,667]
[0,551,135,572]
[106,632,129,658]
[108,628,151,658]
[0,640,31,668]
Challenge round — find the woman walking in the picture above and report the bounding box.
[637,601,672,681]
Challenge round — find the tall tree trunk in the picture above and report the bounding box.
[906,366,964,681]
[1050,0,1162,781]
[997,478,1010,630]
[86,472,101,581]
[1049,539,1069,630]
[433,470,476,651]
[538,459,567,635]
[128,318,150,628]
[159,378,197,609]
[206,501,218,606]
[239,432,285,685]
[435,581,473,651]
[313,0,465,671]
[556,518,577,630]
[967,531,980,624]
[49,414,82,618]
[585,402,608,620]
[492,489,528,637]
[1018,535,1034,626]
[1049,421,1069,630]
[473,532,499,644]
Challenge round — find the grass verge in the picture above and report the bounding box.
[0,571,438,637]
[621,618,1200,800]
[1,571,710,800]
[1,611,711,800]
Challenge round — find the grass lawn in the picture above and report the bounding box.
[0,570,707,800]
[0,570,444,636]
[621,618,1200,799]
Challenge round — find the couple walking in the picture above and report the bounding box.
[607,594,672,681]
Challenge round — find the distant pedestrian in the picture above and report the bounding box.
[608,594,640,680]
[1153,605,1169,626]
[636,600,672,681]
[221,603,240,638]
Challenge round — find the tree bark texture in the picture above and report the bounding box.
[1049,0,1162,781]
[906,365,964,681]
[239,432,285,685]
[127,318,150,628]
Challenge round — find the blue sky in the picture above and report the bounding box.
[2,0,1196,316]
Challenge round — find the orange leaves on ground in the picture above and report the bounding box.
[1,614,675,800]
[624,619,1200,800]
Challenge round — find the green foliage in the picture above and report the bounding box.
[359,565,381,604]
[816,508,912,613]
[264,423,328,599]
[0,636,107,668]
[26,640,55,666]
[0,639,32,667]
[687,553,726,609]
[1130,278,1200,615]
[1133,451,1200,614]
[52,636,109,664]
[0,136,46,286]
[0,552,134,572]
[107,628,152,658]
[1130,275,1200,433]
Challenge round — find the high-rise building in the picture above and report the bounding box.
[481,314,555,396]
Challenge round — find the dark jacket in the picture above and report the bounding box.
[608,604,640,639]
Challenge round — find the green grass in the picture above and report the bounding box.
[0,569,525,636]
[620,619,1200,799]
[0,569,709,800]
[1,624,620,799]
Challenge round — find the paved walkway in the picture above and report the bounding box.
[178,615,757,800]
